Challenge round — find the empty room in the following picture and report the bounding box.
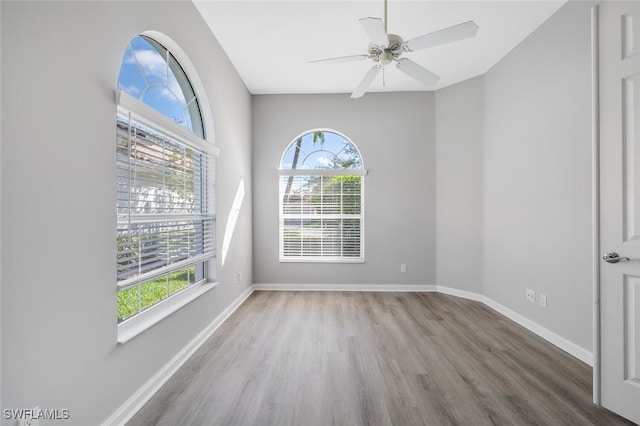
[1,0,639,424]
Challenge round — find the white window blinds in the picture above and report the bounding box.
[279,171,365,262]
[116,91,218,290]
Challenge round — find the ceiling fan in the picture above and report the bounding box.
[310,0,479,98]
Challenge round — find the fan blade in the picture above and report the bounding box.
[309,54,369,64]
[351,65,382,99]
[403,20,478,52]
[359,17,389,47]
[396,58,440,86]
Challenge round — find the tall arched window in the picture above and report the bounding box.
[115,34,218,329]
[279,130,366,262]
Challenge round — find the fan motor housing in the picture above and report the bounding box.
[369,33,404,65]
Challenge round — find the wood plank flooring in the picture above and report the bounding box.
[127,291,635,425]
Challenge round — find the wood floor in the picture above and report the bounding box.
[127,291,635,425]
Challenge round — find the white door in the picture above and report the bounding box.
[599,2,640,424]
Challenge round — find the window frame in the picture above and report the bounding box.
[116,91,219,343]
[278,129,367,263]
[115,34,218,342]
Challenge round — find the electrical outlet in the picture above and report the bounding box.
[526,288,536,303]
[400,264,407,273]
[540,293,547,308]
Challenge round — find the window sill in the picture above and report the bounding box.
[117,280,218,344]
[279,258,365,263]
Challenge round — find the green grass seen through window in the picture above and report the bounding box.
[117,266,196,322]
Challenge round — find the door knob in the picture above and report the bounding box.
[602,251,630,263]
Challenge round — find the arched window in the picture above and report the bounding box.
[117,35,203,137]
[115,35,218,328]
[279,130,366,262]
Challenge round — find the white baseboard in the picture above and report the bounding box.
[252,283,437,292]
[435,285,486,303]
[102,285,255,426]
[254,283,593,366]
[480,296,593,366]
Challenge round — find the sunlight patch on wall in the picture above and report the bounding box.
[221,179,245,266]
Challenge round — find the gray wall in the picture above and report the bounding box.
[252,93,436,285]
[1,2,252,424]
[435,76,484,294]
[483,1,594,350]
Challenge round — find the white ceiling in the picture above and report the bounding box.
[194,1,566,95]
